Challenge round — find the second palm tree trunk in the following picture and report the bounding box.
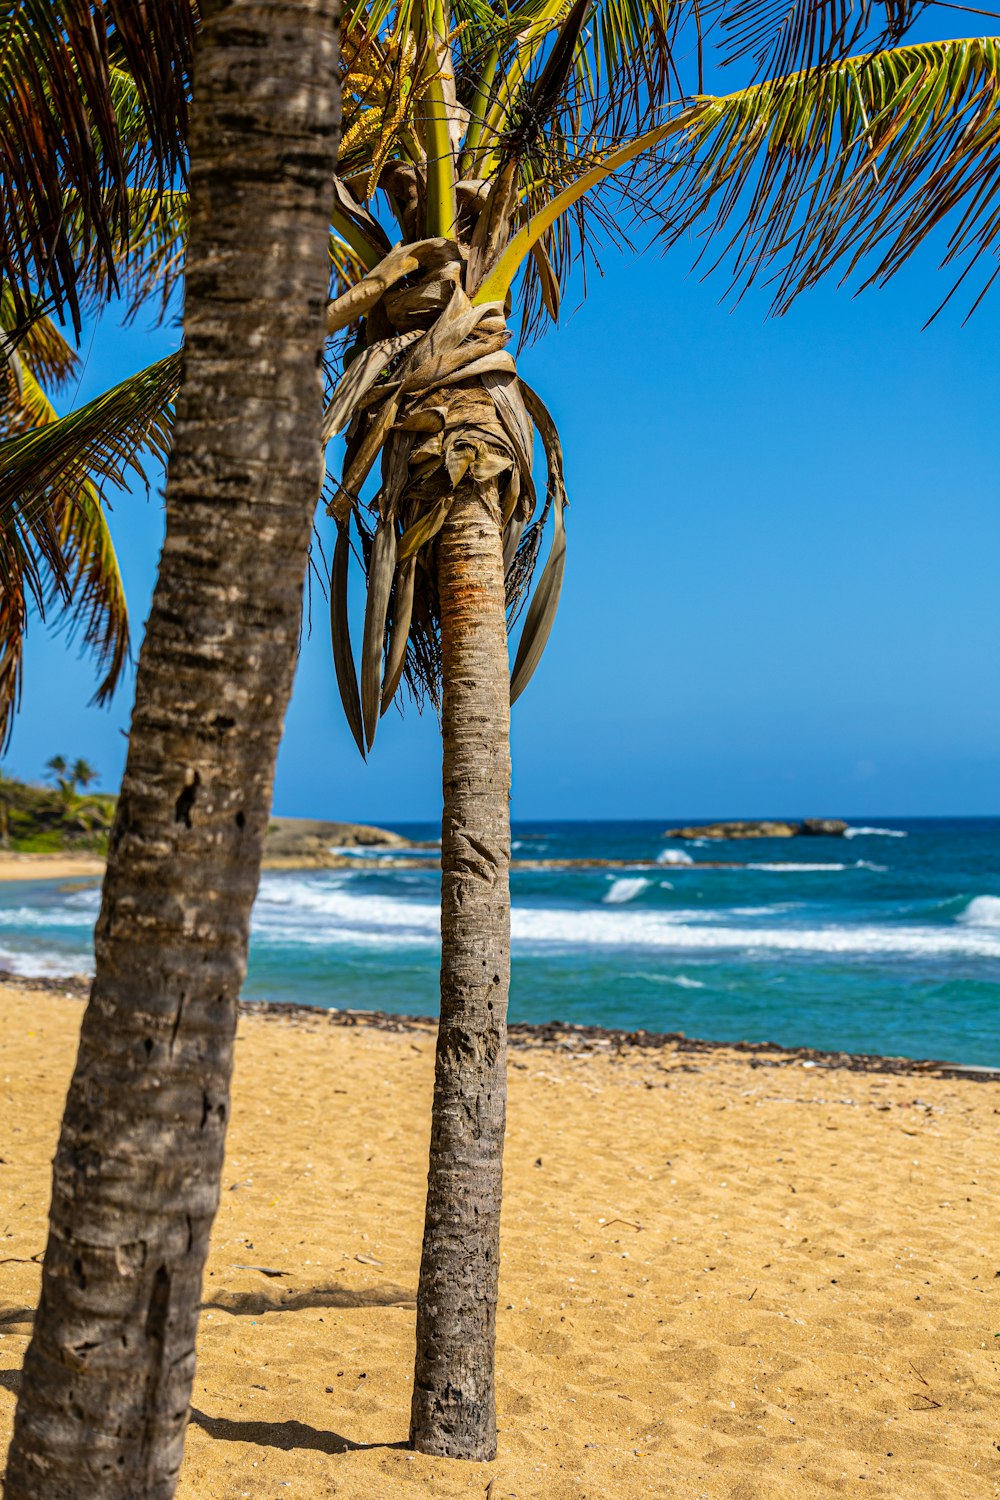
[410,481,512,1460]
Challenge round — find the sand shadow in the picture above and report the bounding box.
[0,1307,34,1331]
[201,1282,415,1317]
[189,1409,407,1456]
[0,1368,21,1394]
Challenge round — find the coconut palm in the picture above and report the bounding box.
[70,756,99,791]
[45,753,68,782]
[317,2,1000,1461]
[4,0,1000,1468]
[2,4,342,1499]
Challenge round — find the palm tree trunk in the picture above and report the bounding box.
[3,3,339,1496]
[410,480,511,1461]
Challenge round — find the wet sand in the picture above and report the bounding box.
[1,983,996,1498]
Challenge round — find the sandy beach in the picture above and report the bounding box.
[0,852,106,881]
[1,982,997,1499]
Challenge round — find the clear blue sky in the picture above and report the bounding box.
[7,208,999,821]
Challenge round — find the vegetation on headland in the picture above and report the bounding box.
[0,764,113,852]
[0,772,412,862]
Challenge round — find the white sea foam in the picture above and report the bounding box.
[959,895,1000,928]
[245,873,1000,960]
[603,877,650,905]
[0,897,100,929]
[251,875,438,949]
[0,945,92,978]
[746,862,849,872]
[8,869,1000,984]
[732,904,797,916]
[844,826,907,839]
[742,860,882,872]
[656,849,694,866]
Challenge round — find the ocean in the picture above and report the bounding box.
[1,818,998,1066]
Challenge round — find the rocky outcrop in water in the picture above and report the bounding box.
[262,817,410,867]
[664,818,848,841]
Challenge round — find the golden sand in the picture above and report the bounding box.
[1,984,997,1498]
[0,853,105,882]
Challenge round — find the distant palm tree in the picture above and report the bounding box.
[44,753,68,783]
[70,757,99,793]
[5,0,1000,1468]
[2,6,342,1500]
[0,765,12,848]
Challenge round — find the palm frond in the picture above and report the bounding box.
[0,352,179,542]
[52,473,130,710]
[0,1,195,336]
[0,290,78,393]
[713,0,927,81]
[0,349,138,743]
[76,187,190,323]
[662,37,1000,315]
[0,550,26,749]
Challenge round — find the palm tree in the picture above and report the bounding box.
[71,756,99,793]
[0,765,12,848]
[2,4,342,1499]
[45,753,68,783]
[317,3,1000,1461]
[4,0,1000,1468]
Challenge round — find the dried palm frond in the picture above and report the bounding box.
[324,246,567,752]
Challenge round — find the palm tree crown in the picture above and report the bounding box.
[3,0,1000,747]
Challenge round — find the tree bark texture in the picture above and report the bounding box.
[3,3,339,1496]
[410,482,512,1460]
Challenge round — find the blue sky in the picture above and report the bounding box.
[6,194,1000,822]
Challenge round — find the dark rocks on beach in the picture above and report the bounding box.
[665,818,848,841]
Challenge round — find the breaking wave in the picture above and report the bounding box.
[603,877,651,905]
[959,894,1000,928]
[244,875,1000,960]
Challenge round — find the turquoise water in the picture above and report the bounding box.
[1,818,998,1065]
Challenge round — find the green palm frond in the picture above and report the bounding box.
[76,187,190,322]
[52,471,130,712]
[0,353,179,530]
[714,0,924,83]
[0,547,27,749]
[0,1,195,336]
[663,37,1000,314]
[0,290,78,394]
[0,348,143,740]
[331,232,375,297]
